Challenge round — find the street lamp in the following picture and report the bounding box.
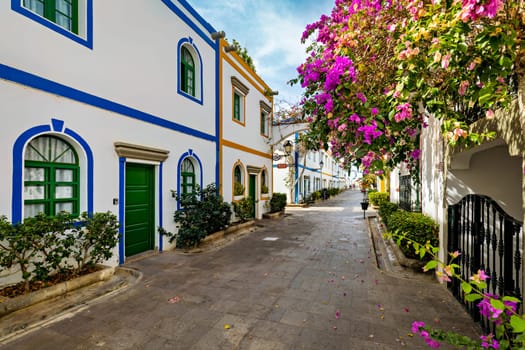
[283,140,294,155]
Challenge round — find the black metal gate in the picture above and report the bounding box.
[399,175,412,211]
[448,194,523,330]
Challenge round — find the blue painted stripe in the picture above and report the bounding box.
[177,0,216,34]
[0,64,216,142]
[118,157,125,265]
[160,0,215,48]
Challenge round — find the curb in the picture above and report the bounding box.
[0,266,114,318]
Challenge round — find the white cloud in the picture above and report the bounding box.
[187,0,334,103]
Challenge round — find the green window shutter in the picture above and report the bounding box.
[181,47,195,96]
[24,136,80,218]
[260,111,266,135]
[233,93,240,121]
[24,0,78,34]
[181,158,195,195]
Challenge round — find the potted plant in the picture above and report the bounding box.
[233,181,245,200]
[261,184,269,195]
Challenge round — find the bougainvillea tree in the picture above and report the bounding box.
[295,0,523,174]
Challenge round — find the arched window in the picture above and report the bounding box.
[24,135,79,218]
[234,165,242,184]
[261,169,269,194]
[180,46,195,96]
[233,165,245,196]
[180,158,195,195]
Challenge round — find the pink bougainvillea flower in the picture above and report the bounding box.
[441,53,451,69]
[458,80,469,96]
[411,321,425,333]
[486,109,495,119]
[335,310,341,319]
[480,333,499,349]
[450,251,461,259]
[470,269,489,283]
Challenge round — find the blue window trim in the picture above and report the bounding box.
[176,149,203,210]
[160,0,215,48]
[0,64,216,142]
[177,38,203,105]
[12,118,94,223]
[11,0,93,49]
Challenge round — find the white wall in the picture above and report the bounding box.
[448,144,523,221]
[0,0,217,135]
[220,45,274,218]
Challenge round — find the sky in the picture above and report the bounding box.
[187,0,335,106]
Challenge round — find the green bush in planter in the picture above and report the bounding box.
[269,193,286,213]
[368,191,389,207]
[378,201,399,228]
[172,183,231,248]
[387,211,439,261]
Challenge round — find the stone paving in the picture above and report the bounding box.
[0,190,480,349]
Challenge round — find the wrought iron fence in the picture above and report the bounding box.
[399,175,412,211]
[447,194,523,332]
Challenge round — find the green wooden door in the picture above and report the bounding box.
[249,174,256,218]
[125,163,155,256]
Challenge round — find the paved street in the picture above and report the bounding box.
[0,190,480,349]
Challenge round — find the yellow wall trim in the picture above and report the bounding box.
[222,139,272,159]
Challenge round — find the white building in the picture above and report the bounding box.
[219,38,275,219]
[0,0,276,280]
[272,132,349,204]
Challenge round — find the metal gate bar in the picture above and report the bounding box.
[448,194,523,332]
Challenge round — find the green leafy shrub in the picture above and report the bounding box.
[0,211,119,293]
[233,197,254,222]
[233,182,245,196]
[71,212,119,273]
[172,183,232,248]
[368,191,389,207]
[310,191,321,201]
[269,193,287,213]
[328,188,340,196]
[261,184,269,194]
[378,201,399,228]
[387,211,438,260]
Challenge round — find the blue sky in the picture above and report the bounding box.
[187,0,335,106]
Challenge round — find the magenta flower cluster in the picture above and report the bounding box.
[459,0,503,21]
[411,321,441,348]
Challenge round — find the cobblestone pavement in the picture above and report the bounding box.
[0,190,480,349]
